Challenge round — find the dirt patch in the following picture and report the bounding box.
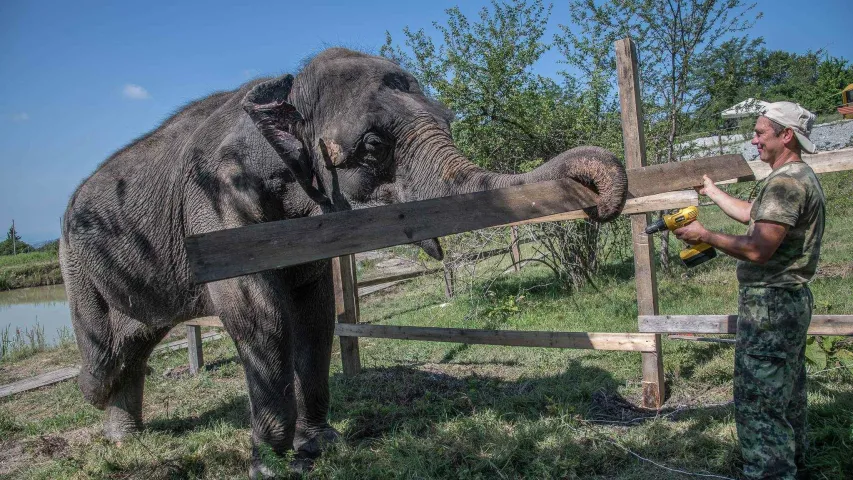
[816,262,853,279]
[162,365,192,379]
[32,434,69,458]
[0,439,28,476]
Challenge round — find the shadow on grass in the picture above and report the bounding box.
[146,395,251,435]
[803,379,853,476]
[323,360,746,478]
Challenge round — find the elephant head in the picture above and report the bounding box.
[242,48,628,259]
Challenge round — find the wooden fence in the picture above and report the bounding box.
[182,38,853,409]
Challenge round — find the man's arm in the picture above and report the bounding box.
[696,174,752,224]
[674,219,788,264]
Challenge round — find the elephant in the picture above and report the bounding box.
[60,47,627,477]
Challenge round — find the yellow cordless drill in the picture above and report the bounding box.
[644,206,717,268]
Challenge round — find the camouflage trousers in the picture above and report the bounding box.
[735,285,813,480]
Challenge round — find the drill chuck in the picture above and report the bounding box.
[644,219,668,235]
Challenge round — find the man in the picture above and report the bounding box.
[674,101,825,480]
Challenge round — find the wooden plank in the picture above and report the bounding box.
[185,154,748,284]
[334,324,657,352]
[616,36,664,409]
[669,335,736,344]
[333,255,362,376]
[153,331,223,353]
[626,154,753,199]
[718,148,853,185]
[505,190,698,226]
[184,316,224,327]
[187,325,204,374]
[0,366,81,398]
[639,315,853,335]
[357,268,442,288]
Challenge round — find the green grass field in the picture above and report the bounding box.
[0,171,851,479]
[0,251,62,290]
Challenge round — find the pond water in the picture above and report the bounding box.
[0,284,71,344]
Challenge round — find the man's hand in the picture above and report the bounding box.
[694,174,753,224]
[694,174,716,196]
[674,220,708,245]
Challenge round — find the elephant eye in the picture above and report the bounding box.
[362,133,389,153]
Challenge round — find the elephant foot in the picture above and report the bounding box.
[102,380,144,442]
[103,403,143,441]
[294,426,341,459]
[250,447,310,479]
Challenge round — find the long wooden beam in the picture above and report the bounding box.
[180,317,655,351]
[718,147,853,185]
[186,154,751,283]
[639,315,853,336]
[504,190,698,226]
[0,366,81,398]
[334,324,658,352]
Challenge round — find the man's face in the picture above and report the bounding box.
[751,116,787,164]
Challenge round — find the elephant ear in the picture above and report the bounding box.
[242,76,331,206]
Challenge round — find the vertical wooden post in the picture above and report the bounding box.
[187,325,204,374]
[332,255,361,376]
[615,37,665,409]
[510,226,521,272]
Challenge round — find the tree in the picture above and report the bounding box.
[559,0,760,272]
[695,41,853,128]
[382,0,628,289]
[0,223,33,256]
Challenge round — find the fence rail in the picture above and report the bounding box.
[177,37,853,412]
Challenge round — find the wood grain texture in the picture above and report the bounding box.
[153,331,223,353]
[333,255,361,376]
[187,325,204,374]
[186,155,747,284]
[616,36,664,409]
[626,154,753,198]
[717,147,853,185]
[0,366,81,398]
[334,324,657,352]
[186,177,598,283]
[639,315,853,335]
[503,190,698,226]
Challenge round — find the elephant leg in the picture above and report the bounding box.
[101,310,168,441]
[290,266,340,459]
[65,267,115,410]
[207,273,297,479]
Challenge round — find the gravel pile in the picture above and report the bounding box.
[686,119,853,160]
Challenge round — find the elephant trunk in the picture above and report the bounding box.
[399,123,627,222]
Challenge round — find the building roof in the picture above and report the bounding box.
[721,98,768,119]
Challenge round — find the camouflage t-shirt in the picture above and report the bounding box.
[737,161,825,288]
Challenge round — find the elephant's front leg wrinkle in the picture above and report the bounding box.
[209,274,298,464]
[290,269,340,457]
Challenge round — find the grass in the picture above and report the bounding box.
[0,251,63,290]
[0,170,851,479]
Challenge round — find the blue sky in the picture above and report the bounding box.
[1,0,850,244]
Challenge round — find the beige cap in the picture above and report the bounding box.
[760,101,817,154]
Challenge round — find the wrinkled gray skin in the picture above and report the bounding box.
[60,48,627,478]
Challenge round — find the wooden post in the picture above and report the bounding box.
[615,37,665,409]
[510,227,521,272]
[333,255,361,376]
[187,325,204,374]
